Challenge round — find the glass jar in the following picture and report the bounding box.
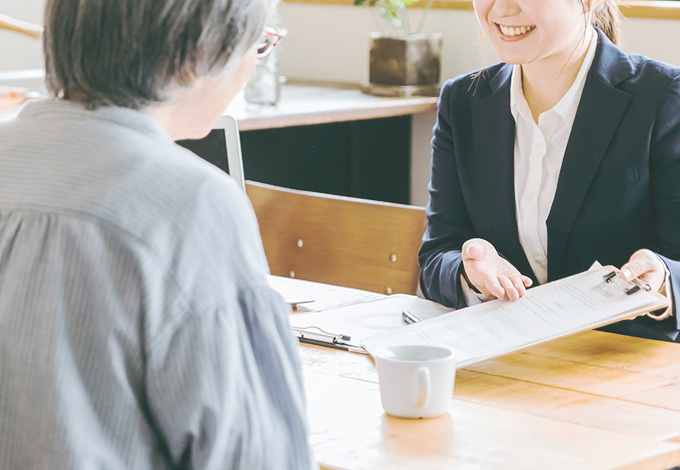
[244,48,280,106]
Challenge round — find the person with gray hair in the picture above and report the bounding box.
[0,0,315,469]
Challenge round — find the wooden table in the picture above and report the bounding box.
[289,281,680,470]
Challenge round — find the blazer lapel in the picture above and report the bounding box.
[546,32,634,278]
[472,65,535,280]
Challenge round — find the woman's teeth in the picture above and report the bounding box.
[498,24,536,37]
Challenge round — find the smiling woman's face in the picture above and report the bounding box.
[473,0,596,67]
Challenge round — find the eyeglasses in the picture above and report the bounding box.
[256,26,287,59]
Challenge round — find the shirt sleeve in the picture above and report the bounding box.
[141,173,315,470]
[460,273,494,306]
[144,287,315,470]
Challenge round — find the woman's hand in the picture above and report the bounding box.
[462,238,533,301]
[619,249,666,292]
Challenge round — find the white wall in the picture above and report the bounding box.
[4,2,680,77]
[0,0,44,72]
[276,3,680,83]
[277,4,491,83]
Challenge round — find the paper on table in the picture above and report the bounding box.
[268,275,383,311]
[361,265,669,367]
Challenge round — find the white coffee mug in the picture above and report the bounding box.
[374,344,456,419]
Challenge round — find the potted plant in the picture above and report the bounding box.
[354,0,441,97]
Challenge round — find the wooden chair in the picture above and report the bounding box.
[246,181,427,295]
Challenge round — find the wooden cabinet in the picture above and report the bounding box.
[240,116,411,204]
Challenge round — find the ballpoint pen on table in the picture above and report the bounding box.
[292,326,368,354]
[296,336,367,354]
[401,310,421,325]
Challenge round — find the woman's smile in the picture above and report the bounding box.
[496,23,537,40]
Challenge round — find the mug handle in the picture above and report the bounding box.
[415,367,431,408]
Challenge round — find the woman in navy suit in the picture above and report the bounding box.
[419,0,680,341]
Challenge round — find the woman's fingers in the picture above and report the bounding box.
[462,239,500,294]
[498,276,514,300]
[498,275,528,301]
[620,249,665,292]
[485,276,506,299]
[461,238,531,301]
[463,239,488,262]
[478,274,528,302]
[620,260,649,282]
[511,275,527,298]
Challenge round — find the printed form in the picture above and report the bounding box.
[361,265,668,367]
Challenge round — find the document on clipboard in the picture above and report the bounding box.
[289,294,451,354]
[361,264,670,368]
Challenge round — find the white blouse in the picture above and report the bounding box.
[511,29,598,285]
[461,30,597,304]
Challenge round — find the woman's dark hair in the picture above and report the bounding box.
[44,0,274,109]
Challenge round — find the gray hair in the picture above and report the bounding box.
[44,0,275,109]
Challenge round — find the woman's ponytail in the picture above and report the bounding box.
[591,0,622,45]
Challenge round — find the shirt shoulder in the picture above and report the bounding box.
[0,102,267,307]
[627,54,680,80]
[0,101,247,242]
[441,63,510,102]
[610,51,680,98]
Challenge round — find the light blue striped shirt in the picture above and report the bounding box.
[0,100,315,469]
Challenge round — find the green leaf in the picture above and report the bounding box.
[355,0,419,9]
[383,0,404,16]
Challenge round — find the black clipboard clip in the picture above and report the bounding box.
[603,270,652,295]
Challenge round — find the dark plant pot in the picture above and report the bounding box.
[367,32,442,97]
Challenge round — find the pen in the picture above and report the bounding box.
[298,337,368,354]
[401,310,421,324]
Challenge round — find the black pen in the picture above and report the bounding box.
[401,310,421,324]
[298,337,368,354]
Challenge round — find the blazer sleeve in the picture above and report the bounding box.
[418,79,477,309]
[650,74,680,330]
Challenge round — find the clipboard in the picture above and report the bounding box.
[361,264,669,368]
[288,294,451,353]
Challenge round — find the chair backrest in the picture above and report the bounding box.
[219,115,245,191]
[246,181,427,295]
[177,115,245,191]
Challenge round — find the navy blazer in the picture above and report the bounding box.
[419,30,680,339]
